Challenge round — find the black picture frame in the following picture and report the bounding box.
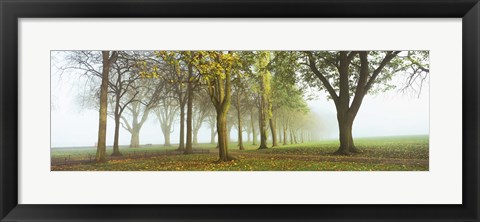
[1,0,479,221]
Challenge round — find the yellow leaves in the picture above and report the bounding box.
[139,71,158,79]
[148,51,245,89]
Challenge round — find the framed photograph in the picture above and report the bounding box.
[1,0,479,221]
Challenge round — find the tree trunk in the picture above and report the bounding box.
[163,129,171,146]
[112,113,122,156]
[334,113,359,155]
[289,128,294,144]
[193,128,199,145]
[192,111,206,145]
[185,75,194,154]
[269,117,278,147]
[227,123,233,145]
[217,111,235,162]
[210,126,215,144]
[178,104,185,150]
[238,118,244,150]
[251,111,257,145]
[237,94,244,150]
[278,123,282,145]
[130,127,140,148]
[334,52,361,155]
[293,130,298,144]
[291,129,297,144]
[257,52,271,149]
[283,124,288,145]
[160,121,172,146]
[96,51,113,163]
[217,112,228,161]
[258,101,268,149]
[157,101,176,147]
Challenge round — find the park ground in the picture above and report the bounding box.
[51,135,428,171]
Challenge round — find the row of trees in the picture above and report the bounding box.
[58,50,428,162]
[60,51,315,162]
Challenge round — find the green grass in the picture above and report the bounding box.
[248,135,429,159]
[51,144,182,161]
[51,135,428,171]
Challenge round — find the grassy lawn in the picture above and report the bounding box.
[51,135,428,171]
[51,144,182,161]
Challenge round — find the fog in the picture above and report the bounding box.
[51,52,429,148]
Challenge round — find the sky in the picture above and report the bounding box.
[50,52,429,148]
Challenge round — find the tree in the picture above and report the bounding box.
[63,51,118,162]
[192,91,211,145]
[63,51,159,153]
[248,98,258,145]
[255,52,272,149]
[206,111,217,144]
[184,54,203,154]
[231,52,255,150]
[155,52,204,154]
[108,52,143,155]
[267,74,284,148]
[184,60,195,154]
[121,53,165,148]
[269,51,306,147]
[122,92,160,148]
[244,109,254,144]
[226,114,235,144]
[281,113,290,145]
[193,51,241,162]
[54,51,118,161]
[121,100,153,148]
[155,94,178,146]
[232,86,246,150]
[154,52,189,151]
[288,107,309,144]
[274,85,308,145]
[301,51,429,154]
[243,74,260,146]
[96,51,117,162]
[232,65,253,150]
[302,111,327,142]
[148,51,242,161]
